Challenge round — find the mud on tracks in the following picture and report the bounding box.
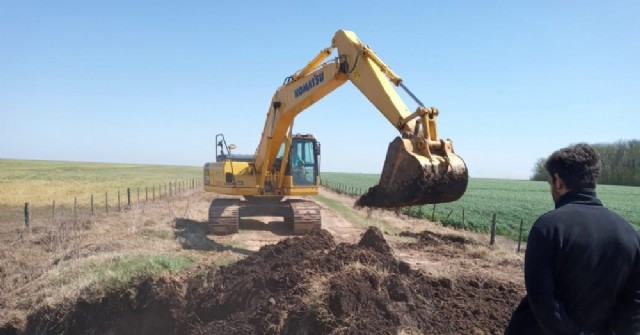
[2,227,521,335]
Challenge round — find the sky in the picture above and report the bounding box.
[1,1,638,179]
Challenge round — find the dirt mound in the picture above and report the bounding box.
[2,227,521,334]
[400,229,478,248]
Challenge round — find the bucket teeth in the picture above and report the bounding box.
[356,137,468,208]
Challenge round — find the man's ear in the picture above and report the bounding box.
[553,173,567,191]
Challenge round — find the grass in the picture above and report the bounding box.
[314,194,398,235]
[88,254,194,292]
[0,158,202,207]
[0,159,254,329]
[321,172,640,240]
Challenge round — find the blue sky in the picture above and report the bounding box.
[1,1,638,179]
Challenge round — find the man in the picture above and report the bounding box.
[506,143,640,334]
[290,145,304,167]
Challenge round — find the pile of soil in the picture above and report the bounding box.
[2,227,521,335]
[399,230,477,248]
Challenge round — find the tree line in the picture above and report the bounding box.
[530,140,640,187]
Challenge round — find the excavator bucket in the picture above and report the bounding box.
[356,137,468,208]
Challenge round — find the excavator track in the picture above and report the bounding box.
[208,198,241,235]
[288,199,321,235]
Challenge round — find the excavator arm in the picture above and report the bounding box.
[254,30,468,207]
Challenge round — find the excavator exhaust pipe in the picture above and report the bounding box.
[356,137,468,208]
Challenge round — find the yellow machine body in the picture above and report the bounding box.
[203,30,469,234]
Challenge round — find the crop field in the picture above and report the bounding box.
[0,159,202,206]
[0,159,202,224]
[321,172,640,240]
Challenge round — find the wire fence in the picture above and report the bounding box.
[14,179,202,232]
[320,178,525,252]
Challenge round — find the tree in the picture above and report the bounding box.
[530,158,547,181]
[530,140,640,186]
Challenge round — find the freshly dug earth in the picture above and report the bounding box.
[356,137,468,208]
[3,227,520,335]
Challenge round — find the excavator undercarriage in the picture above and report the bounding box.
[208,196,321,235]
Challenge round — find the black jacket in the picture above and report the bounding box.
[506,189,640,335]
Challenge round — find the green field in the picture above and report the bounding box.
[321,172,640,240]
[0,159,202,209]
[2,160,637,242]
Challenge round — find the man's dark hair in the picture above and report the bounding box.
[545,143,601,190]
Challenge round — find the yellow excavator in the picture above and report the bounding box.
[203,30,468,234]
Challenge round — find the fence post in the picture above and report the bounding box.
[137,188,140,205]
[490,213,497,246]
[431,204,436,221]
[517,219,524,253]
[105,192,109,215]
[52,200,56,218]
[118,190,121,211]
[91,194,94,216]
[153,186,155,201]
[169,182,172,198]
[146,187,148,202]
[462,207,465,226]
[24,202,30,230]
[73,197,77,224]
[127,188,131,209]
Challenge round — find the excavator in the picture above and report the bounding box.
[203,30,468,234]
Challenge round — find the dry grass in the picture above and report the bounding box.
[0,159,201,207]
[0,189,235,328]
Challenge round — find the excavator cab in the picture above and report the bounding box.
[288,136,319,186]
[271,134,320,187]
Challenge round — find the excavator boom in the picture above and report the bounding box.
[250,29,468,207]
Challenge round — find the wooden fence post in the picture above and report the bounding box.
[73,197,77,224]
[105,192,109,215]
[24,202,30,230]
[127,188,131,209]
[431,204,436,221]
[52,200,56,217]
[153,186,155,201]
[146,187,148,202]
[91,194,94,216]
[462,207,465,226]
[490,213,497,246]
[118,190,121,211]
[517,219,524,253]
[137,188,140,205]
[169,182,172,198]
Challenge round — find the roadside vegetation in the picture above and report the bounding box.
[0,160,227,328]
